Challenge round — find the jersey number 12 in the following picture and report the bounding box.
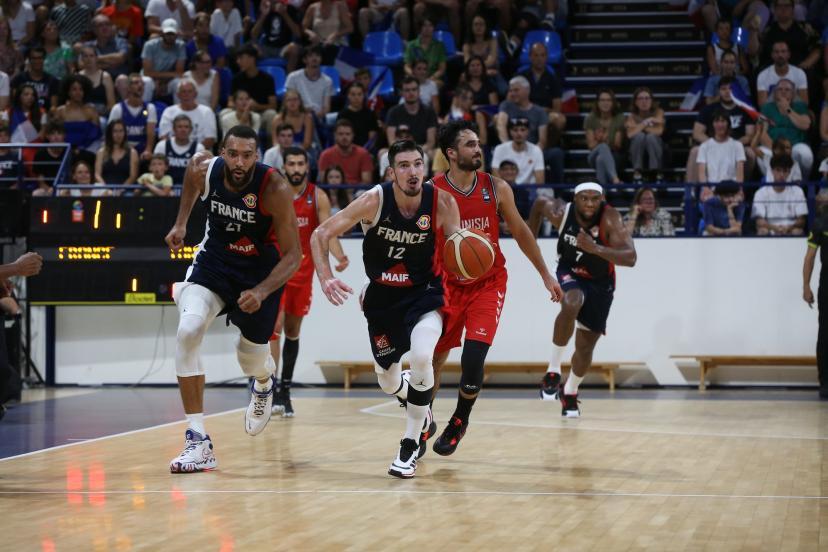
[388,246,405,259]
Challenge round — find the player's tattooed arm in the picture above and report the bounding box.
[576,205,637,267]
[165,151,213,250]
[316,187,349,272]
[311,187,382,305]
[494,177,562,302]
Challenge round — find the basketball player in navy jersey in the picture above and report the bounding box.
[311,140,462,478]
[529,183,636,417]
[164,125,301,473]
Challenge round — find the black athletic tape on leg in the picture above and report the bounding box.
[407,386,432,407]
[459,339,490,395]
[281,337,299,389]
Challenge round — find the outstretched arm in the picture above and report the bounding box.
[238,171,302,313]
[495,178,562,301]
[316,187,349,271]
[311,187,382,305]
[575,205,637,267]
[165,152,212,250]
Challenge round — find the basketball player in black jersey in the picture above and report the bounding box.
[311,140,462,478]
[529,182,636,417]
[164,126,301,473]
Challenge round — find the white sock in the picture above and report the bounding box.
[253,377,273,393]
[186,413,206,436]
[564,372,584,396]
[404,403,428,441]
[547,344,566,374]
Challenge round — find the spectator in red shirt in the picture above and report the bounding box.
[99,0,144,48]
[318,119,374,185]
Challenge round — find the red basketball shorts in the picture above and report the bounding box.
[436,269,507,353]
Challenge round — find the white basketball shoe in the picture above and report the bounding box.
[388,438,419,478]
[245,377,274,435]
[169,429,217,473]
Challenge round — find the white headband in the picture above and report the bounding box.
[574,182,603,195]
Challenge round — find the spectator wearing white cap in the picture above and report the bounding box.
[141,18,186,99]
[146,0,195,39]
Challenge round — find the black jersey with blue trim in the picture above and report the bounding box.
[361,181,443,288]
[556,201,615,285]
[193,157,280,271]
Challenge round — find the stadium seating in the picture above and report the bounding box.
[363,31,404,66]
[320,65,342,97]
[434,29,458,58]
[258,65,287,98]
[519,30,563,66]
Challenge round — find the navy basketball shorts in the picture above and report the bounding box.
[186,262,284,344]
[362,282,445,369]
[556,268,614,335]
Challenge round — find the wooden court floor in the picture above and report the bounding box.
[1,389,827,551]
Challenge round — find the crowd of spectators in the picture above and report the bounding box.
[0,0,819,237]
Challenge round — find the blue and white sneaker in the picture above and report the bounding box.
[245,377,274,435]
[169,429,217,473]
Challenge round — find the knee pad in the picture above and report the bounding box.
[408,310,441,392]
[459,340,490,396]
[376,362,407,396]
[236,335,274,380]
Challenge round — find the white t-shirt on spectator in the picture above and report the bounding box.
[158,104,217,145]
[397,79,438,107]
[263,145,285,169]
[210,8,242,48]
[0,2,34,44]
[0,71,9,101]
[145,0,196,27]
[285,70,333,115]
[697,136,746,183]
[756,64,808,97]
[751,184,808,226]
[153,138,206,156]
[491,141,545,184]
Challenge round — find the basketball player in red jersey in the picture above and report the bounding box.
[430,120,563,456]
[269,146,349,417]
[529,183,636,417]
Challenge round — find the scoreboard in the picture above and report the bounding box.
[27,197,207,304]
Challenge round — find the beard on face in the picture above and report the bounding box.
[224,163,255,190]
[286,169,307,187]
[396,172,422,197]
[457,155,483,172]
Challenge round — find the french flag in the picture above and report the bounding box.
[679,77,706,112]
[560,88,579,114]
[730,84,759,121]
[334,47,375,84]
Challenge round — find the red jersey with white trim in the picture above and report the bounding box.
[291,182,319,280]
[432,171,507,286]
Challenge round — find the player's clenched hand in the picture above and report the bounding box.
[334,256,349,272]
[544,274,563,302]
[13,252,43,276]
[238,288,265,313]
[322,278,353,306]
[165,225,186,251]
[576,228,599,254]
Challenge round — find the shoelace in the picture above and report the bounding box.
[253,391,270,416]
[182,440,199,455]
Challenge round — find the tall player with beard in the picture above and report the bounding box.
[430,120,563,456]
[311,140,462,478]
[529,184,636,417]
[164,126,301,473]
[269,146,349,417]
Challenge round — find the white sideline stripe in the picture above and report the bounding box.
[0,407,246,463]
[0,489,825,500]
[358,402,828,442]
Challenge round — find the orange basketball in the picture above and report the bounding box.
[443,228,495,280]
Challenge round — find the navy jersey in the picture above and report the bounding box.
[362,181,442,288]
[193,157,280,273]
[557,201,615,286]
[166,139,198,184]
[120,100,149,152]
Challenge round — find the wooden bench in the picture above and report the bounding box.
[317,361,649,392]
[670,355,817,391]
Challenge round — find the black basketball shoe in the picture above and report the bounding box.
[559,385,580,418]
[418,407,437,459]
[432,416,468,456]
[281,389,294,418]
[540,372,562,400]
